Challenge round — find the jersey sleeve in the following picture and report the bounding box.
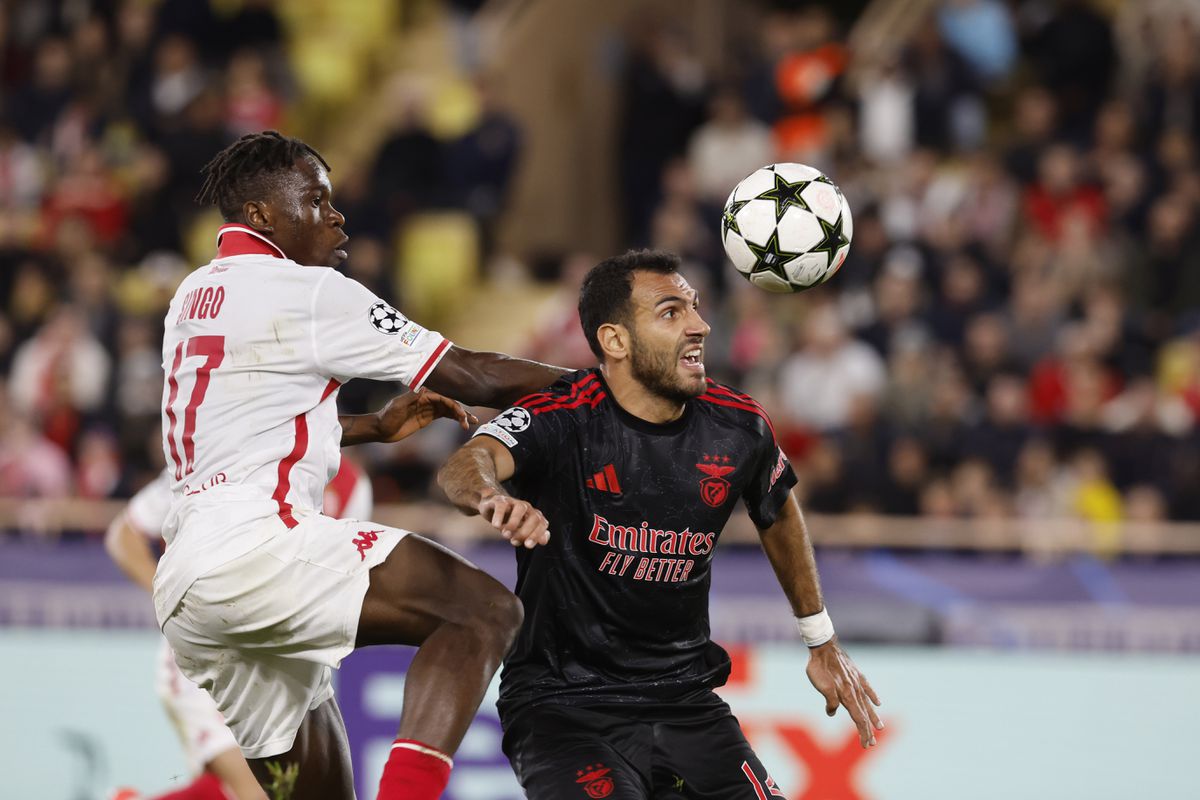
[741,414,798,529]
[311,270,452,388]
[471,401,565,476]
[125,472,174,538]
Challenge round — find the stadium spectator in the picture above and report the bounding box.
[779,303,886,432]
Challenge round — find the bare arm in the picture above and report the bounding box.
[759,491,825,617]
[340,387,476,446]
[759,492,884,747]
[104,513,157,594]
[425,346,569,409]
[438,436,549,548]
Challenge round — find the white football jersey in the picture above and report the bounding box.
[153,224,446,625]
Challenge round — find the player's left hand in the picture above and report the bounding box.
[375,387,478,443]
[806,637,883,748]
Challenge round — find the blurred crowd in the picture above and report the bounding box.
[4,0,1200,529]
[0,0,519,510]
[532,0,1200,526]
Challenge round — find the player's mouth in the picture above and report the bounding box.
[334,234,350,262]
[679,346,705,373]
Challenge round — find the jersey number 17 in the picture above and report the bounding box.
[164,335,225,480]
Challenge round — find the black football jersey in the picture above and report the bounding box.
[474,368,798,719]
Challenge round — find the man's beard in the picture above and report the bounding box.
[629,331,704,404]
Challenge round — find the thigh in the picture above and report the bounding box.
[503,706,654,800]
[248,697,355,800]
[653,708,786,800]
[356,532,516,647]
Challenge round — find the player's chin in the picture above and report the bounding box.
[319,249,348,267]
[677,367,707,396]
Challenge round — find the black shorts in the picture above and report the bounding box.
[500,692,786,800]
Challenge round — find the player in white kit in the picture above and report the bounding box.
[105,459,373,800]
[156,131,561,800]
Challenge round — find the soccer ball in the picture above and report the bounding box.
[721,163,853,293]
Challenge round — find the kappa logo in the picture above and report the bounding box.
[696,453,735,508]
[352,529,383,561]
[575,764,614,799]
[492,406,532,433]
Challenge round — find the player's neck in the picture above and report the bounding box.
[600,365,687,424]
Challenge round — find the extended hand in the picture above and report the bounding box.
[478,493,550,549]
[376,387,477,443]
[806,638,883,747]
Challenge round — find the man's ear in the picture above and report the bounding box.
[598,322,630,362]
[242,199,273,233]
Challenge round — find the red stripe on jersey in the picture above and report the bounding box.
[324,458,360,518]
[604,464,622,494]
[742,763,769,800]
[697,393,778,441]
[273,413,309,529]
[705,381,766,410]
[320,377,341,402]
[531,385,605,415]
[411,339,451,390]
[594,469,609,491]
[518,374,599,410]
[164,342,185,479]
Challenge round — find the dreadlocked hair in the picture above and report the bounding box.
[196,130,331,220]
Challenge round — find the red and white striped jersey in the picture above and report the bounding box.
[153,224,442,625]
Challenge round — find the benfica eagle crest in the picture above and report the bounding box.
[696,454,735,508]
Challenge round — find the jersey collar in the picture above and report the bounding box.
[215,223,288,260]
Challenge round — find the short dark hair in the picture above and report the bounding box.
[577,249,681,360]
[196,130,331,220]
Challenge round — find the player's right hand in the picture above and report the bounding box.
[478,493,550,549]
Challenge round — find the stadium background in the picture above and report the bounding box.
[0,0,1197,797]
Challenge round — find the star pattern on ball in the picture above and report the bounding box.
[754,171,814,224]
[807,212,850,265]
[722,198,750,239]
[745,228,801,282]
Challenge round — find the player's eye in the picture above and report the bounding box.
[312,196,322,208]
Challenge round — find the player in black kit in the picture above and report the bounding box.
[439,250,881,799]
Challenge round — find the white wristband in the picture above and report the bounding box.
[795,609,835,648]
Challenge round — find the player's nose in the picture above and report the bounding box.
[328,204,346,227]
[688,310,711,338]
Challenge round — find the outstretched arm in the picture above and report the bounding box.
[425,346,569,409]
[759,492,884,747]
[340,387,477,446]
[438,436,550,548]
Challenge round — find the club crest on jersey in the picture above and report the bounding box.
[576,764,614,799]
[696,453,735,508]
[368,301,406,335]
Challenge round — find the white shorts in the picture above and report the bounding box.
[154,638,240,774]
[162,513,408,759]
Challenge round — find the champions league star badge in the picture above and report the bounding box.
[696,454,735,508]
[576,764,614,798]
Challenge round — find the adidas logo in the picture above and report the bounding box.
[585,464,622,494]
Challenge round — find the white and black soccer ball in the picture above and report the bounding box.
[368,301,405,335]
[721,163,853,293]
